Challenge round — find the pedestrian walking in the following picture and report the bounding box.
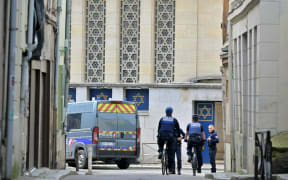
[175,128,185,175]
[157,107,182,174]
[207,124,219,173]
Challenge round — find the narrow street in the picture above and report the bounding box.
[64,164,224,180]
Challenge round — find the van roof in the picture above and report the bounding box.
[97,100,136,105]
[67,100,136,113]
[67,101,96,113]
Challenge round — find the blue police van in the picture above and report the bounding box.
[65,100,140,169]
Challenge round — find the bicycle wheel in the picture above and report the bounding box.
[161,151,165,175]
[192,153,198,176]
[165,150,169,175]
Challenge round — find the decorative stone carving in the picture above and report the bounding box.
[120,0,140,83]
[86,0,106,82]
[155,0,175,83]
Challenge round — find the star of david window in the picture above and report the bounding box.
[85,0,106,82]
[155,0,175,83]
[120,0,140,83]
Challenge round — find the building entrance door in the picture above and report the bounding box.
[194,101,215,164]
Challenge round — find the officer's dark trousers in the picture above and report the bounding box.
[158,136,176,171]
[209,148,217,172]
[187,141,203,170]
[175,144,182,169]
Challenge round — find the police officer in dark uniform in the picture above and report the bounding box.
[157,107,181,174]
[207,124,219,173]
[175,128,185,175]
[185,114,206,173]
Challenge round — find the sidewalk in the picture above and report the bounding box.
[18,168,77,180]
[130,162,224,171]
[205,172,288,180]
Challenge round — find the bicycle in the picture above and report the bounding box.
[161,141,169,175]
[190,145,198,176]
[186,138,202,176]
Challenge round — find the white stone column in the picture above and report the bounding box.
[139,0,154,83]
[70,0,85,83]
[174,0,197,82]
[105,0,120,83]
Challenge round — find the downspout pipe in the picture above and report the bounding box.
[5,0,17,178]
[53,0,62,168]
[20,0,37,172]
[64,0,71,126]
[63,0,71,164]
[20,0,37,117]
[54,0,62,109]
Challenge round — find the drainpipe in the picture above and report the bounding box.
[0,0,8,178]
[21,0,37,117]
[20,0,37,172]
[64,0,71,125]
[53,0,62,168]
[55,0,61,109]
[5,0,17,178]
[62,0,71,166]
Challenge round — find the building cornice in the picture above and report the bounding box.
[69,82,222,89]
[228,0,259,23]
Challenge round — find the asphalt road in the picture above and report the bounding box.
[63,164,219,180]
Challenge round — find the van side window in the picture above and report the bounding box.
[67,113,81,130]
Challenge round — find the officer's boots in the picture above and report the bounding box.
[177,168,181,175]
[158,152,163,159]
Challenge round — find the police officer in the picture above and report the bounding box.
[185,114,206,173]
[157,107,181,174]
[175,128,185,175]
[207,124,219,173]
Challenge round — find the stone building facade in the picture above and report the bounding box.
[0,0,69,178]
[69,0,224,163]
[223,0,288,173]
[220,0,230,172]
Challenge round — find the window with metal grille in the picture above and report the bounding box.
[85,0,106,82]
[154,0,175,83]
[120,0,140,83]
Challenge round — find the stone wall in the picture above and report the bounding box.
[70,0,223,84]
[228,0,288,174]
[73,85,223,163]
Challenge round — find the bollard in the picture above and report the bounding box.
[75,150,79,172]
[86,146,93,175]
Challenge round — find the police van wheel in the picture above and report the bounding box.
[77,149,88,169]
[117,159,130,169]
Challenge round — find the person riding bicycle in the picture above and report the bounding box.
[185,114,206,173]
[157,107,181,174]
